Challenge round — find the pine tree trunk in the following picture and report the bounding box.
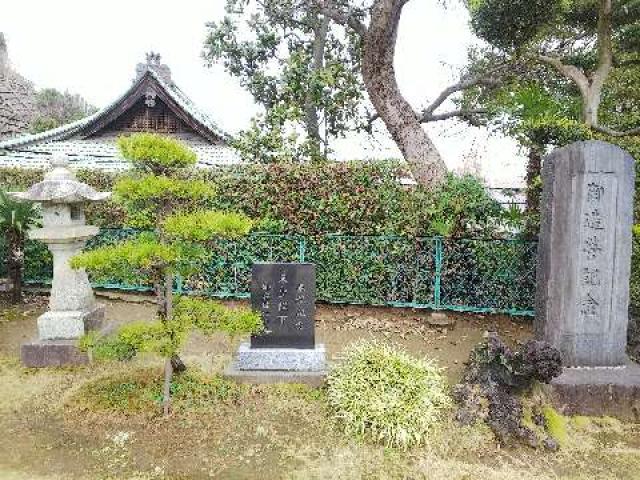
[162,357,173,416]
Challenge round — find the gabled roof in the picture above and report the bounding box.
[0,68,230,150]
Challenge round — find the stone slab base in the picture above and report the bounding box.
[236,342,326,372]
[224,363,326,387]
[21,339,89,368]
[38,303,105,340]
[547,364,640,421]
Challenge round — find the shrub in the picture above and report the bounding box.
[0,162,505,236]
[72,368,243,414]
[164,210,253,241]
[327,340,451,449]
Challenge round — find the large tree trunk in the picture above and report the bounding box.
[305,14,329,156]
[361,0,447,189]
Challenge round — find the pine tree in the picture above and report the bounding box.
[72,133,262,415]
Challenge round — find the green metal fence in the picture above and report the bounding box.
[1,229,538,316]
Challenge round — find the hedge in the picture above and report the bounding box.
[0,161,504,237]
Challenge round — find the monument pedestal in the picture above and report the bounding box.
[547,364,640,420]
[225,263,327,386]
[225,342,327,386]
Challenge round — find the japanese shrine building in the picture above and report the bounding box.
[0,53,239,170]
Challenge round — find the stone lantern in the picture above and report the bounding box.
[12,156,111,367]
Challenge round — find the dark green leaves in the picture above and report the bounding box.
[469,0,563,50]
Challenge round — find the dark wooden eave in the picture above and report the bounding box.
[76,71,223,144]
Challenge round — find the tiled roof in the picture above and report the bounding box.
[0,69,231,151]
[0,139,240,171]
[0,63,240,170]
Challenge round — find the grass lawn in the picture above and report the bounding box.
[0,293,639,479]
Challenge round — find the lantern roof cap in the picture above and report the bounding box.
[11,155,111,204]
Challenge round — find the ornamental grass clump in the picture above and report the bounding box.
[327,341,451,449]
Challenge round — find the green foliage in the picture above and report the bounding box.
[84,297,262,360]
[204,0,365,162]
[0,190,40,234]
[0,190,41,300]
[70,234,178,284]
[164,211,253,242]
[30,87,96,133]
[172,296,263,337]
[252,216,289,234]
[72,368,244,414]
[0,162,505,238]
[113,174,217,228]
[469,0,563,50]
[542,405,569,447]
[210,164,503,237]
[327,341,451,449]
[117,133,197,173]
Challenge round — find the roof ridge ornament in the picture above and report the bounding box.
[136,51,172,84]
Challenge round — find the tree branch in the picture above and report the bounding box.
[422,73,502,117]
[312,0,368,37]
[537,54,590,96]
[592,125,640,137]
[420,108,489,124]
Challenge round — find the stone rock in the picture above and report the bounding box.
[12,156,110,367]
[426,311,456,328]
[250,263,316,349]
[228,262,326,384]
[37,304,104,340]
[535,141,640,419]
[547,364,640,420]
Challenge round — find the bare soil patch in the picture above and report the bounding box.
[1,293,638,480]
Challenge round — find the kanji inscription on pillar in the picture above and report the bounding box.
[535,141,635,367]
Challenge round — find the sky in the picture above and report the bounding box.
[1,0,526,187]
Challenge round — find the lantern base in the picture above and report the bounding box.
[37,304,104,340]
[21,339,89,368]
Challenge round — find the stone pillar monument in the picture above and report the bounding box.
[536,141,640,417]
[12,156,110,367]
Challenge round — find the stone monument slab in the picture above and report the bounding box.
[250,263,316,349]
[226,262,326,385]
[536,141,640,417]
